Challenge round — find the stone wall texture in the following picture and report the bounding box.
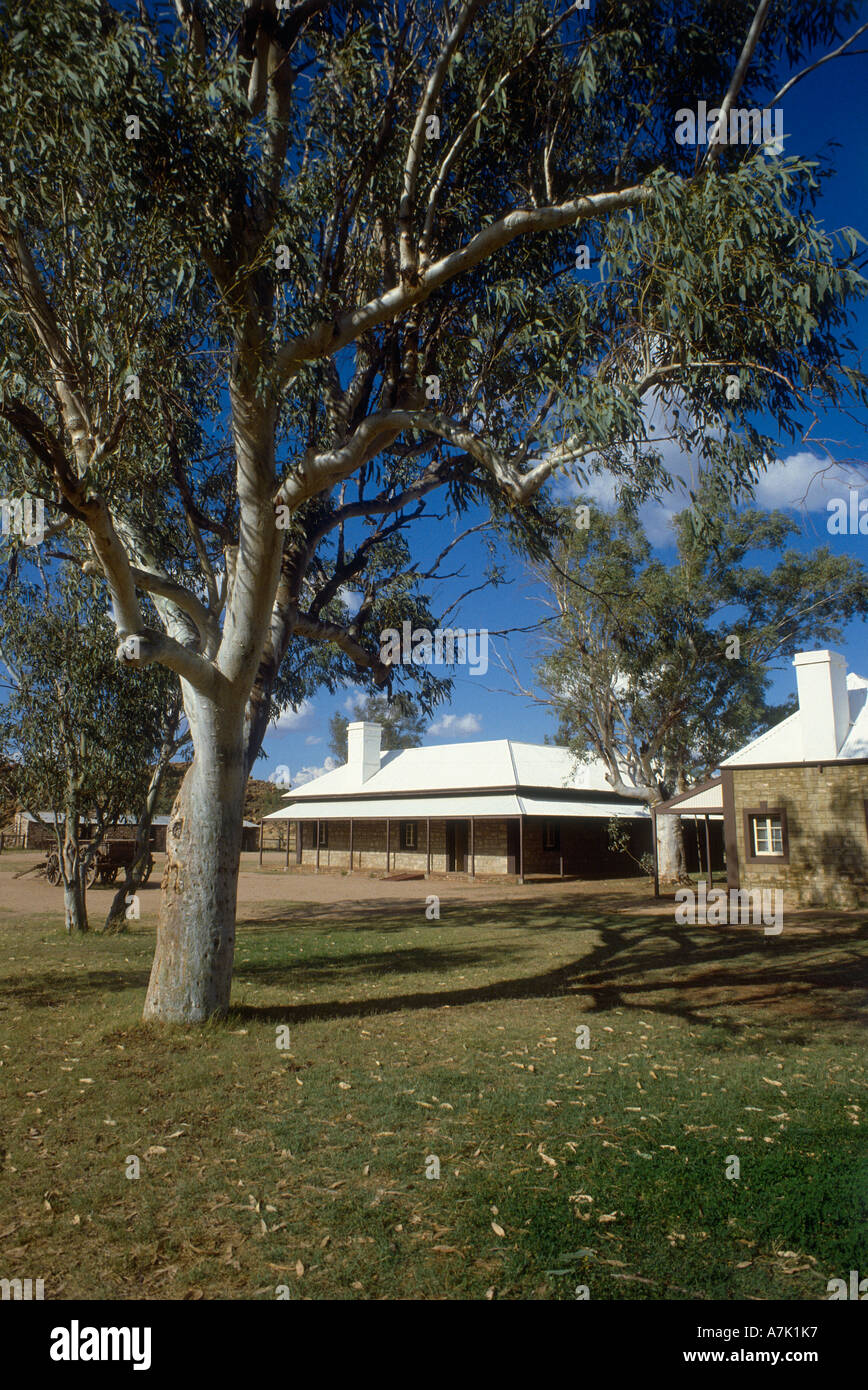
[290,814,651,877]
[732,763,868,907]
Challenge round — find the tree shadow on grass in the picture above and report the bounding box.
[236,942,525,986]
[237,886,868,935]
[3,893,864,1027]
[0,967,152,1008]
[233,882,663,932]
[234,913,868,1032]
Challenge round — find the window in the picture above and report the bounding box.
[316,821,328,848]
[744,808,788,862]
[400,821,418,850]
[542,820,561,852]
[751,815,782,855]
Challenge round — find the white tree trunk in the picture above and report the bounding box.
[143,695,246,1022]
[61,826,88,933]
[63,870,88,934]
[656,808,688,885]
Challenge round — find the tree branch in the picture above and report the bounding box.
[701,0,773,172]
[290,606,389,681]
[398,0,488,281]
[276,182,653,379]
[765,21,868,109]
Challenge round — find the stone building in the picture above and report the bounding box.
[656,649,868,907]
[266,721,652,881]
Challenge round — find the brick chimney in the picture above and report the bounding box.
[346,721,382,782]
[793,650,850,760]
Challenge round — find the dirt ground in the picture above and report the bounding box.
[0,849,670,923]
[3,852,863,937]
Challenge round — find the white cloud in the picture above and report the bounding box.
[558,392,712,545]
[292,756,339,787]
[269,699,314,731]
[750,450,858,513]
[564,410,863,544]
[428,712,482,737]
[338,587,364,617]
[268,765,293,787]
[304,735,321,746]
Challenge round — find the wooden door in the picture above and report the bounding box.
[446,819,468,872]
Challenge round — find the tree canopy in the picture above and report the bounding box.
[0,563,180,929]
[328,690,429,760]
[527,492,868,875]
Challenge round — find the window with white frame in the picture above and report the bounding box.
[400,821,418,850]
[750,813,783,856]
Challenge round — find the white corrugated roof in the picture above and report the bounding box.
[722,674,868,767]
[659,782,724,813]
[269,794,521,821]
[517,794,648,820]
[278,739,639,801]
[267,792,648,821]
[721,711,803,767]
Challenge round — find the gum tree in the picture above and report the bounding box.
[523,494,868,882]
[0,567,180,932]
[0,0,866,1018]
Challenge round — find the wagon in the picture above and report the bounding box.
[44,840,155,888]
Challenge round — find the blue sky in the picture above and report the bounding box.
[261,43,868,785]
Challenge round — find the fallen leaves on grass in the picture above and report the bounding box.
[537,1143,558,1173]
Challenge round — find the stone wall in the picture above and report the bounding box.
[297,818,446,873]
[732,763,868,907]
[289,813,652,878]
[295,818,509,873]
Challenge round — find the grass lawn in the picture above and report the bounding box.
[1,888,866,1300]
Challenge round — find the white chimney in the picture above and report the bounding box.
[793,650,850,760]
[346,721,382,782]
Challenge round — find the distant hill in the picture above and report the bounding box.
[246,779,286,821]
[154,764,284,822]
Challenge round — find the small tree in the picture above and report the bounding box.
[0,567,179,931]
[526,494,868,882]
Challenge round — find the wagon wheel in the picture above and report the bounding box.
[45,851,62,886]
[100,866,119,885]
[84,859,99,888]
[141,853,154,884]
